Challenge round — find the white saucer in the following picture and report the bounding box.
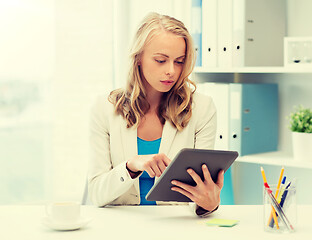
[42,217,92,231]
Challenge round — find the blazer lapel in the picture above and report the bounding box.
[120,117,138,163]
[155,120,177,185]
[159,120,177,157]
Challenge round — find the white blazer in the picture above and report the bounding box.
[88,92,217,211]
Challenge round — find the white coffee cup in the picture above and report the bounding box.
[46,201,80,223]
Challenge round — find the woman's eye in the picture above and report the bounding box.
[175,61,184,65]
[155,59,165,63]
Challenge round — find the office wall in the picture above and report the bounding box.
[287,0,312,36]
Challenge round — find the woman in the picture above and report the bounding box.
[88,12,223,217]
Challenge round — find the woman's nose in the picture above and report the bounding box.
[165,62,175,77]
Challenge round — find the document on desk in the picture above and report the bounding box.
[206,218,239,227]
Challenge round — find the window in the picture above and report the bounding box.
[0,0,113,203]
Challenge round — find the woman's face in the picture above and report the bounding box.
[139,31,186,95]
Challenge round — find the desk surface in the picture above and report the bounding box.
[1,205,311,240]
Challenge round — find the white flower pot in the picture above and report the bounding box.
[292,132,312,162]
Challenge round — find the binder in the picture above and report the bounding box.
[197,83,229,150]
[217,0,233,67]
[232,0,245,67]
[197,83,278,156]
[202,0,217,68]
[229,83,278,156]
[232,0,286,67]
[191,0,202,67]
[195,83,234,205]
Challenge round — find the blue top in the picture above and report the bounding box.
[137,137,161,205]
[220,167,234,205]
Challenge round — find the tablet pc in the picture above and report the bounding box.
[145,148,238,202]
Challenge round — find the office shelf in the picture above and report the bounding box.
[194,66,312,74]
[235,151,312,169]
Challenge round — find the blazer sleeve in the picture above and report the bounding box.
[87,95,137,207]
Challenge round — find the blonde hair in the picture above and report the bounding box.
[109,12,196,131]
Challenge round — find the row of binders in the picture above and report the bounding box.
[191,0,286,68]
[197,83,278,156]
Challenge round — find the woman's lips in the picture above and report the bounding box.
[160,80,174,85]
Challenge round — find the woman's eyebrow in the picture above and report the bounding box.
[153,53,185,59]
[153,53,169,58]
[176,55,185,60]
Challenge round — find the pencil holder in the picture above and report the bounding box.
[263,184,297,233]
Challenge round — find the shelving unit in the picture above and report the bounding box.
[236,151,312,169]
[192,0,312,170]
[191,0,312,204]
[193,68,312,170]
[193,70,312,170]
[194,66,312,74]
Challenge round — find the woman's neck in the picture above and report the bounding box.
[146,91,162,112]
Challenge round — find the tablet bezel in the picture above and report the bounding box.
[145,148,238,202]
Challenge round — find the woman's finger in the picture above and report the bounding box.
[150,161,162,177]
[171,186,195,202]
[216,170,224,189]
[158,153,171,167]
[143,161,156,177]
[202,164,213,184]
[187,168,203,186]
[157,160,167,175]
[145,167,156,178]
[171,180,199,198]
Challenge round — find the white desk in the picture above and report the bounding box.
[1,205,311,240]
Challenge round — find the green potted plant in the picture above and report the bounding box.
[288,105,312,162]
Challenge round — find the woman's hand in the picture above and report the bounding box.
[171,164,224,212]
[127,153,171,178]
